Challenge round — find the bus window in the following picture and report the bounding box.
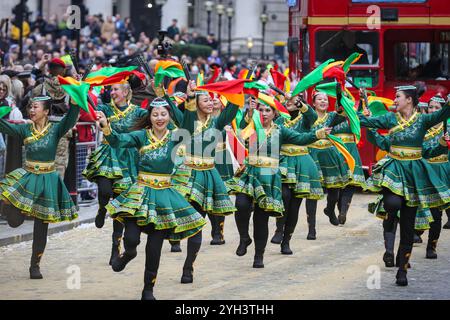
[302,29,310,74]
[315,30,379,66]
[395,42,449,81]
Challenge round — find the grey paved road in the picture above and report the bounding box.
[1,193,449,300]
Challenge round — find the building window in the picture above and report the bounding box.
[188,0,195,28]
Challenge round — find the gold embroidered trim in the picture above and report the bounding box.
[24,122,52,145]
[308,139,332,149]
[248,155,279,168]
[334,133,356,143]
[280,144,309,156]
[424,124,444,141]
[427,154,448,163]
[389,112,419,135]
[388,145,422,160]
[138,172,171,189]
[184,154,215,170]
[24,160,56,174]
[139,130,170,154]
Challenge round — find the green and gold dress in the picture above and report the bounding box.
[171,98,239,215]
[104,127,206,240]
[277,104,324,199]
[360,107,450,210]
[214,127,235,191]
[308,112,351,188]
[331,120,366,188]
[82,103,147,193]
[0,105,80,222]
[230,121,319,217]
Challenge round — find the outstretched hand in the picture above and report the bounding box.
[96,111,108,128]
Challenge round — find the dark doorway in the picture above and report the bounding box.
[130,0,160,38]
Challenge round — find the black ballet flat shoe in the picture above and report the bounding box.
[210,235,225,245]
[95,208,107,229]
[270,231,283,244]
[111,251,137,272]
[253,255,264,268]
[281,241,293,255]
[170,243,182,253]
[426,247,437,259]
[395,270,408,286]
[443,221,450,229]
[29,266,43,279]
[141,290,156,300]
[236,238,252,257]
[324,208,339,226]
[180,269,193,284]
[383,251,395,268]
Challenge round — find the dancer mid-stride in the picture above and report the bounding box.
[97,98,206,300]
[83,83,147,265]
[271,94,324,253]
[171,81,238,283]
[230,94,330,267]
[359,85,450,286]
[0,96,80,279]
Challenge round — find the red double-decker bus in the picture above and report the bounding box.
[288,0,450,172]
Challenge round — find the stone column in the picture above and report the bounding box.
[84,0,113,17]
[233,0,262,54]
[161,0,188,32]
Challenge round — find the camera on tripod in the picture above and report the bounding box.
[156,30,172,58]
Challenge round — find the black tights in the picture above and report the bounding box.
[325,186,357,215]
[183,202,205,272]
[3,203,48,267]
[97,177,124,245]
[382,189,417,271]
[234,193,270,255]
[113,217,169,291]
[276,185,318,236]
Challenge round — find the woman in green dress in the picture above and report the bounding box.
[210,94,234,245]
[359,85,450,286]
[97,98,206,300]
[270,95,324,255]
[230,96,330,268]
[308,92,351,226]
[171,81,238,284]
[0,95,80,279]
[83,83,148,265]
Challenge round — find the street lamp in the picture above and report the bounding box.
[247,37,253,58]
[226,2,234,58]
[216,1,225,57]
[204,1,214,36]
[260,5,269,60]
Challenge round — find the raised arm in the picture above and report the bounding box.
[57,102,81,138]
[280,126,318,146]
[164,94,184,128]
[0,120,28,138]
[422,102,450,130]
[102,125,144,149]
[358,112,394,130]
[216,102,240,131]
[299,102,318,131]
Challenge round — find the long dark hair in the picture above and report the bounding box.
[132,103,173,131]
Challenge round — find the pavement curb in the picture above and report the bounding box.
[0,217,96,247]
